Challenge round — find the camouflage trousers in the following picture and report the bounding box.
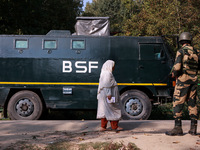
[173,83,198,120]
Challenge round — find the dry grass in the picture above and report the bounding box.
[5,141,140,150]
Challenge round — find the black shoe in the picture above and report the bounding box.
[188,119,197,135]
[165,126,183,136]
[188,127,197,135]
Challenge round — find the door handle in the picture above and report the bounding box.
[138,65,144,69]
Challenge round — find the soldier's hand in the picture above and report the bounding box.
[171,72,175,78]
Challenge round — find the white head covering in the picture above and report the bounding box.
[101,60,115,73]
[98,60,117,94]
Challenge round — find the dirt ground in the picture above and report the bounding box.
[0,120,200,150]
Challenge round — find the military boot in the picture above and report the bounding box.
[188,119,197,135]
[165,119,183,136]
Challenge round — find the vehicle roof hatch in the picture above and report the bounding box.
[46,30,71,36]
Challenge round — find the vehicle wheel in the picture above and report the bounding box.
[120,90,152,120]
[7,90,43,120]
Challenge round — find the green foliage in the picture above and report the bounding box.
[84,0,200,49]
[149,103,173,120]
[122,0,181,36]
[149,101,200,120]
[122,0,200,49]
[83,0,140,34]
[0,0,83,35]
[83,0,122,33]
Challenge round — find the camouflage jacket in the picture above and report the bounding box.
[172,45,200,85]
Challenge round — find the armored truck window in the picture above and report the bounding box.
[43,40,57,49]
[15,40,28,49]
[71,40,85,50]
[140,44,165,60]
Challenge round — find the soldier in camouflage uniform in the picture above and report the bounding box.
[166,32,199,136]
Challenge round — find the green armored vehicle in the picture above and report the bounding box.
[0,17,174,120]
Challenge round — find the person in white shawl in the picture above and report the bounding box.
[97,60,122,131]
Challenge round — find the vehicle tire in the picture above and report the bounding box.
[120,90,152,120]
[7,90,43,120]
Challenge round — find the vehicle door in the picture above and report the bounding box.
[138,43,171,83]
